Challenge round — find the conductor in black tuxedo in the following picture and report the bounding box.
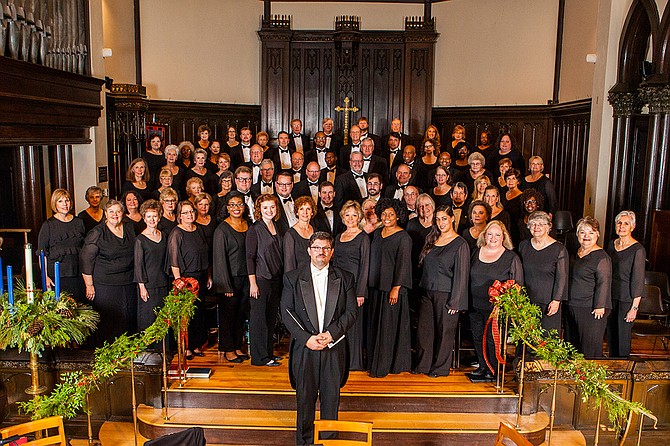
[281,231,358,446]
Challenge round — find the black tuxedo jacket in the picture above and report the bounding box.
[334,171,365,208]
[304,147,332,167]
[230,145,252,169]
[311,205,344,236]
[363,154,389,180]
[319,166,344,184]
[275,194,294,236]
[265,146,296,172]
[360,132,382,154]
[292,179,320,200]
[382,132,411,151]
[251,179,275,196]
[324,133,344,152]
[383,184,409,199]
[281,265,357,390]
[288,133,311,153]
[339,143,362,169]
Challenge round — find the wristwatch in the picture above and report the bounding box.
[632,306,639,311]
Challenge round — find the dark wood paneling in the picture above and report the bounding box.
[431,99,591,221]
[650,210,670,275]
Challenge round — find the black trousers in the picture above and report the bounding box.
[469,307,499,372]
[415,291,460,375]
[249,276,282,365]
[606,300,634,358]
[217,276,249,352]
[93,283,137,346]
[566,305,608,358]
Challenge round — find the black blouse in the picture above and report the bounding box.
[246,221,283,280]
[521,175,558,215]
[470,248,524,311]
[368,229,412,292]
[606,242,646,303]
[167,226,210,275]
[212,221,248,293]
[568,249,612,309]
[80,222,136,285]
[519,240,569,305]
[406,218,433,282]
[185,169,219,196]
[134,233,169,289]
[121,181,153,202]
[78,209,104,234]
[37,216,86,278]
[333,231,371,299]
[283,227,311,273]
[420,236,470,311]
[157,217,178,236]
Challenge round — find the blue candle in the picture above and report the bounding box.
[0,257,3,295]
[40,250,47,290]
[7,265,13,306]
[54,261,61,301]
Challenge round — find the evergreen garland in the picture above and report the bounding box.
[18,277,198,420]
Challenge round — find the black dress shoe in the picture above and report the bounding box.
[237,353,250,360]
[192,350,205,357]
[225,355,244,363]
[427,372,440,378]
[185,353,194,361]
[265,360,281,367]
[469,366,487,377]
[273,355,284,361]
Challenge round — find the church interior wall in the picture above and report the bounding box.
[102,0,136,85]
[559,0,599,103]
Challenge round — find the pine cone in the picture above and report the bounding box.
[58,308,74,319]
[27,319,44,336]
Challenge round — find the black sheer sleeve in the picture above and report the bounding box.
[80,226,102,276]
[246,225,259,276]
[553,244,569,301]
[510,251,524,286]
[393,232,413,289]
[167,228,185,272]
[630,245,646,299]
[134,237,148,284]
[594,254,612,309]
[212,224,233,293]
[283,229,298,273]
[356,234,371,298]
[448,239,471,311]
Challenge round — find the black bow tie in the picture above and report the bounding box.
[363,157,372,161]
[239,191,250,197]
[390,149,400,154]
[397,185,407,190]
[408,162,414,168]
[328,167,336,172]
[252,163,261,168]
[280,148,289,153]
[242,144,250,148]
[282,197,293,204]
[292,134,301,138]
[262,182,273,188]
[317,148,326,153]
[308,181,319,186]
[353,173,364,179]
[352,144,360,148]
[323,206,333,212]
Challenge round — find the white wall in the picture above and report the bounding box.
[559,0,598,102]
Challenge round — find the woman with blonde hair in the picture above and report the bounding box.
[472,175,491,201]
[283,196,316,273]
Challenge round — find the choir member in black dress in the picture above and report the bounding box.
[475,129,494,160]
[157,188,178,235]
[194,192,216,246]
[461,200,491,251]
[225,126,240,153]
[361,198,382,236]
[333,201,370,371]
[212,192,250,363]
[164,145,185,198]
[468,221,523,381]
[500,168,523,246]
[187,149,219,196]
[283,196,316,273]
[206,140,221,173]
[472,175,491,202]
[483,186,511,231]
[195,124,212,151]
[606,211,646,358]
[495,157,512,190]
[566,217,612,358]
[214,171,234,221]
[417,139,439,191]
[518,211,568,333]
[517,189,544,242]
[38,189,86,302]
[177,141,195,170]
[246,194,284,366]
[424,125,442,154]
[488,132,526,174]
[457,152,493,196]
[521,156,558,216]
[152,168,174,201]
[185,177,204,205]
[80,200,137,346]
[134,200,169,337]
[429,165,453,207]
[78,186,105,234]
[122,158,153,201]
[144,133,166,187]
[215,153,232,179]
[123,190,146,235]
[168,200,212,360]
[448,125,469,157]
[416,205,470,377]
[367,198,413,378]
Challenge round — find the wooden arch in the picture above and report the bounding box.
[657,4,670,77]
[616,0,660,89]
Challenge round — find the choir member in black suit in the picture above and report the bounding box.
[429,165,453,207]
[177,141,194,170]
[157,188,178,235]
[230,127,253,169]
[164,145,186,198]
[468,221,523,381]
[81,200,137,346]
[246,194,284,367]
[483,186,511,231]
[391,145,422,186]
[357,116,382,154]
[384,164,412,200]
[416,205,470,377]
[304,132,329,170]
[267,132,296,173]
[123,190,146,235]
[382,132,404,182]
[364,173,384,205]
[319,150,342,184]
[333,201,370,371]
[122,157,153,202]
[461,200,491,251]
[367,198,413,378]
[251,159,276,196]
[289,118,310,153]
[186,149,219,196]
[500,168,524,246]
[322,117,343,153]
[283,196,316,273]
[212,192,250,363]
[78,186,104,234]
[402,186,420,222]
[144,133,166,188]
[243,145,266,186]
[382,119,410,152]
[312,182,344,236]
[607,211,646,358]
[450,182,470,233]
[281,232,357,446]
[290,151,306,184]
[339,125,363,168]
[275,172,297,236]
[168,200,212,360]
[293,162,322,204]
[360,137,389,180]
[566,217,612,358]
[227,167,258,223]
[518,211,569,333]
[334,152,367,208]
[521,156,558,216]
[38,189,86,302]
[488,132,526,174]
[134,200,169,338]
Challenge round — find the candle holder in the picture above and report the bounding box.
[24,352,47,395]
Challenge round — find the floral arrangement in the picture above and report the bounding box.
[18,277,198,420]
[0,285,99,355]
[486,279,656,433]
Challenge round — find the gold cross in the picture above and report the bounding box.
[334,96,359,144]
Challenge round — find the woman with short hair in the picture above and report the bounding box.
[177,141,195,170]
[429,165,453,207]
[122,190,146,235]
[164,145,185,196]
[157,188,178,235]
[78,186,105,234]
[283,196,316,273]
[522,156,558,216]
[187,148,218,196]
[461,200,491,250]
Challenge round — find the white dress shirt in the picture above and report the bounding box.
[310,263,329,332]
[279,148,292,169]
[242,145,251,163]
[280,195,298,227]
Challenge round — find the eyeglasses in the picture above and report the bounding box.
[163,199,176,203]
[309,246,332,252]
[180,210,195,215]
[227,203,245,208]
[276,182,292,187]
[236,177,252,182]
